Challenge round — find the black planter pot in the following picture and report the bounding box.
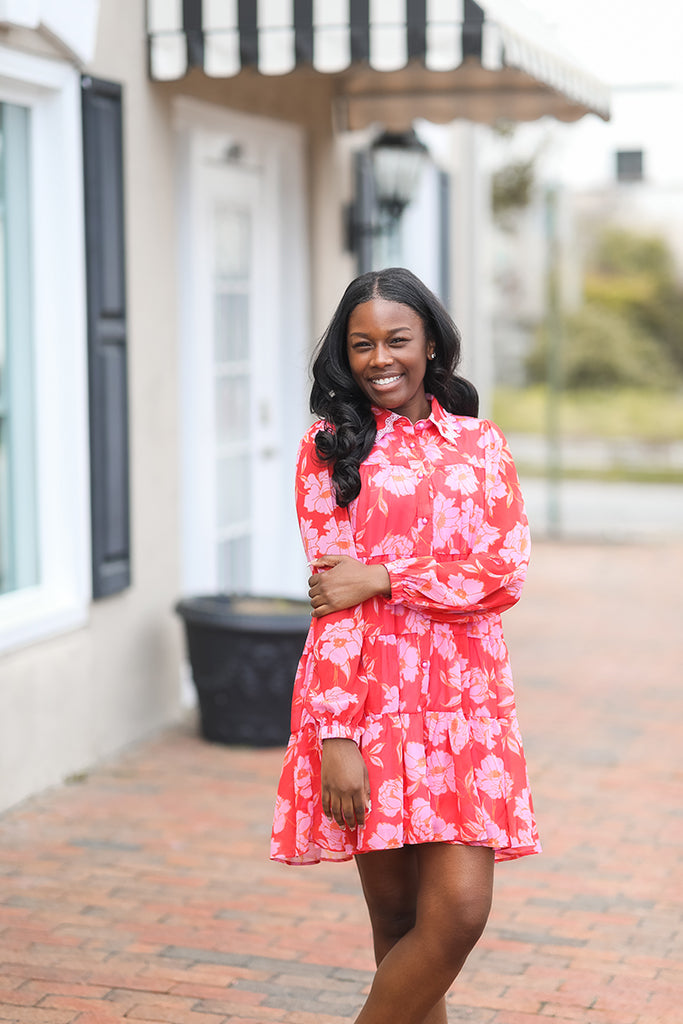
[175,595,311,747]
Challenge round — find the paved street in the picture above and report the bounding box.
[0,541,682,1024]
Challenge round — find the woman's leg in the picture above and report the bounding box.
[354,843,494,1024]
[354,846,447,1024]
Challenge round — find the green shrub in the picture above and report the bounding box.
[527,303,679,390]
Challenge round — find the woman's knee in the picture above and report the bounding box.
[416,844,494,957]
[355,848,419,942]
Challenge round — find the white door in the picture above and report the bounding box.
[178,107,309,599]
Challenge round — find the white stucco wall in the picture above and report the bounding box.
[0,0,184,810]
[0,0,356,812]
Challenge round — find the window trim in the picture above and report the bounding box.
[0,46,91,653]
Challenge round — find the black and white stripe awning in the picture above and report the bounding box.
[147,0,610,127]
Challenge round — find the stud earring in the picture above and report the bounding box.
[428,352,436,360]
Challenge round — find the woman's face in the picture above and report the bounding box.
[346,298,434,423]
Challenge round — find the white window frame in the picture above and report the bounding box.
[0,46,91,653]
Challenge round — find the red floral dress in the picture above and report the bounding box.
[270,398,541,865]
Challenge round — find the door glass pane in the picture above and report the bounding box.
[217,536,251,593]
[216,452,250,529]
[213,198,253,592]
[0,102,38,596]
[215,372,249,445]
[215,291,249,362]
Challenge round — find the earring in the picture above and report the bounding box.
[428,352,436,360]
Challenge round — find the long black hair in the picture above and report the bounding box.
[310,267,478,507]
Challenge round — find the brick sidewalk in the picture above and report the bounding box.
[0,542,682,1024]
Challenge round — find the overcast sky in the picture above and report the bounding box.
[522,0,683,87]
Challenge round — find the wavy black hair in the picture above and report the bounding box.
[310,267,478,507]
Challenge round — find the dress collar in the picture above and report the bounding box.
[372,396,466,447]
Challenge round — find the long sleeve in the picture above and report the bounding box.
[295,428,367,741]
[384,421,530,621]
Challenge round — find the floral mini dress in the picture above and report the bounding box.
[270,398,541,865]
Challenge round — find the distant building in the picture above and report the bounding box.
[489,82,683,384]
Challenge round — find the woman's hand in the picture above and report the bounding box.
[308,555,391,617]
[321,738,371,829]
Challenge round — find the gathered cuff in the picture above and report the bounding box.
[318,721,363,744]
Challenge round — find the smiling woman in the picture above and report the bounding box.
[271,268,541,1024]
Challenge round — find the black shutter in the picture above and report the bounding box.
[81,76,131,599]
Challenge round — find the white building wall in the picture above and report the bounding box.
[0,0,184,810]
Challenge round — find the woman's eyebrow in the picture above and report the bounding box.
[348,326,413,338]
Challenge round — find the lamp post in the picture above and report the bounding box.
[347,128,430,270]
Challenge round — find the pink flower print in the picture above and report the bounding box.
[485,466,509,504]
[432,493,462,548]
[448,714,471,754]
[470,716,501,750]
[293,756,313,800]
[309,685,359,717]
[368,533,415,559]
[371,821,404,847]
[475,754,509,799]
[363,717,385,743]
[317,619,361,668]
[403,606,431,633]
[299,517,320,554]
[430,814,457,841]
[459,499,500,554]
[399,643,420,682]
[418,436,443,463]
[514,789,535,830]
[272,795,291,834]
[410,797,435,840]
[404,741,427,787]
[378,778,403,817]
[320,519,355,554]
[426,748,456,795]
[372,464,418,497]
[444,571,486,607]
[444,463,478,495]
[294,808,312,850]
[466,669,490,707]
[381,683,400,714]
[484,821,508,846]
[476,619,507,661]
[480,428,504,462]
[432,623,457,660]
[302,471,334,514]
[500,522,530,565]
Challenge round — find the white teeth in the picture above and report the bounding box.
[372,376,401,385]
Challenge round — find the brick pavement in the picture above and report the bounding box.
[0,541,682,1024]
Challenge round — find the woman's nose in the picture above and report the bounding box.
[371,343,393,366]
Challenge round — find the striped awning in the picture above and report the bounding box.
[147,0,610,128]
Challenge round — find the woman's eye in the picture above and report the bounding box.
[390,337,408,345]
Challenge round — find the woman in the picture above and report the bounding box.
[271,268,540,1024]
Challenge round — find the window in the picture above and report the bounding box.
[0,47,90,652]
[616,150,644,183]
[0,102,39,596]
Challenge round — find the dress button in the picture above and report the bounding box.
[420,517,428,525]
[421,661,429,669]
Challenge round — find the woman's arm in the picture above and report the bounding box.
[384,422,529,620]
[294,430,367,742]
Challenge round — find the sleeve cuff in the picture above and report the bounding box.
[318,721,363,743]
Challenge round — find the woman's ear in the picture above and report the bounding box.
[427,342,436,361]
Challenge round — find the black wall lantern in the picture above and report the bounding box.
[346,128,430,268]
